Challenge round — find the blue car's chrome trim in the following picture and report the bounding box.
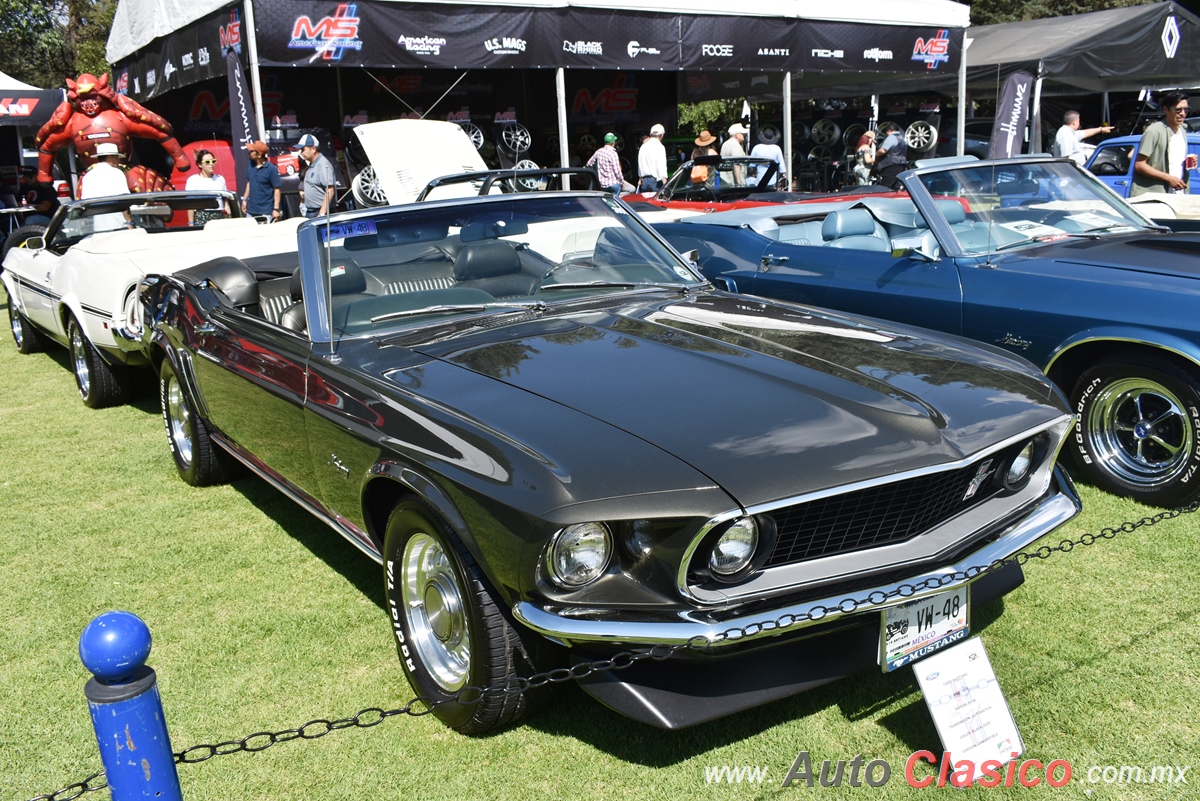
[1044,328,1200,376]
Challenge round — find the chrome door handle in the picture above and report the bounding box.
[760,254,789,270]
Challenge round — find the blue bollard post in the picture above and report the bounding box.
[79,611,183,801]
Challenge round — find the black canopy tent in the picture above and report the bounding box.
[0,72,68,204]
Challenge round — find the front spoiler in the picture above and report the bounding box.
[513,468,1080,648]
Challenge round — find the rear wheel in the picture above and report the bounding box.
[159,359,238,486]
[68,315,129,408]
[1070,354,1200,507]
[383,498,557,733]
[8,302,48,354]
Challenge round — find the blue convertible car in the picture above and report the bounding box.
[654,156,1200,507]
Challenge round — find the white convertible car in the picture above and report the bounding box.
[3,191,303,407]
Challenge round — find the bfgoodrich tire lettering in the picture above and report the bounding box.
[67,315,129,408]
[159,359,238,486]
[1071,353,1200,507]
[383,497,557,734]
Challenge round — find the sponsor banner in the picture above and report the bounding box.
[226,52,261,192]
[987,70,1034,159]
[678,71,784,101]
[544,8,678,70]
[113,5,239,102]
[680,16,801,70]
[0,90,62,128]
[800,22,961,73]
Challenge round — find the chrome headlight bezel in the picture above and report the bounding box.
[546,522,613,588]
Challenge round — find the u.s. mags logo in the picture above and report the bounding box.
[912,29,950,69]
[289,3,363,62]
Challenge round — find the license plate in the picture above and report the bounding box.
[881,587,969,672]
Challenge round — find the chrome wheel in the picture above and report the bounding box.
[500,124,531,155]
[459,122,485,150]
[352,166,387,207]
[69,322,91,399]
[164,372,194,470]
[401,532,471,693]
[906,120,938,152]
[1086,377,1193,487]
[9,305,25,349]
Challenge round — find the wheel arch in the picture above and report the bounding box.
[1045,329,1200,394]
[362,464,476,561]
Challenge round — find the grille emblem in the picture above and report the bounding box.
[963,459,995,500]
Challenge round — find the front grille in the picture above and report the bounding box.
[763,452,1012,567]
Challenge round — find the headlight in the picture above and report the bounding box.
[1002,440,1038,490]
[122,290,142,337]
[548,523,612,588]
[709,516,758,577]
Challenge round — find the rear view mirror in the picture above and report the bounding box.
[129,204,174,217]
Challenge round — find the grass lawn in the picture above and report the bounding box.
[1,287,1197,800]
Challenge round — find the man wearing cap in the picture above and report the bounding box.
[750,128,787,189]
[637,124,668,193]
[295,133,336,217]
[720,123,748,186]
[79,141,132,231]
[875,122,909,190]
[242,140,283,221]
[586,133,624,195]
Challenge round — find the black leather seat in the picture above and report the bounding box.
[452,241,536,298]
[177,257,261,315]
[279,268,306,333]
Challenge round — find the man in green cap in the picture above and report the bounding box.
[587,132,625,195]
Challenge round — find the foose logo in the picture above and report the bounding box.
[702,44,734,57]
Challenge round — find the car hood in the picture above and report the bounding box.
[1020,231,1200,279]
[411,293,1063,508]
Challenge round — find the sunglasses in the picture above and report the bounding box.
[200,159,217,165]
[1170,106,1190,114]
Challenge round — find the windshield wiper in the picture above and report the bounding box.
[993,234,1064,252]
[538,281,692,293]
[370,300,545,323]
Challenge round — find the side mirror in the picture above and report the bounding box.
[24,236,46,251]
[682,248,700,265]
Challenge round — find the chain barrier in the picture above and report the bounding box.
[27,504,1197,801]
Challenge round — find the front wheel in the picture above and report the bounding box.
[8,302,48,354]
[159,359,239,486]
[68,315,129,408]
[383,498,557,733]
[1070,354,1200,507]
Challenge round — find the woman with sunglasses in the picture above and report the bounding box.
[1133,91,1194,196]
[185,149,231,224]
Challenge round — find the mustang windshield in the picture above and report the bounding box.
[915,161,1152,256]
[310,195,703,338]
[658,157,780,202]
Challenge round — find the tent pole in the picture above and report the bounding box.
[556,68,570,190]
[243,0,268,140]
[957,36,972,157]
[1030,60,1044,154]
[783,71,792,189]
[1102,90,1110,125]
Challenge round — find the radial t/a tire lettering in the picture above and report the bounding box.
[67,315,130,408]
[383,497,558,734]
[1070,353,1200,507]
[159,359,239,486]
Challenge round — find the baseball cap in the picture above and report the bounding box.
[728,123,748,136]
[650,124,665,136]
[94,142,124,158]
[247,140,269,155]
[604,132,618,144]
[293,133,320,149]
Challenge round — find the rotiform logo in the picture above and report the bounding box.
[864,47,893,61]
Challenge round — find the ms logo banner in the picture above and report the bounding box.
[290,3,363,61]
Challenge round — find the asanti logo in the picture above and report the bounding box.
[220,9,242,57]
[564,40,603,55]
[758,48,789,56]
[290,4,363,61]
[702,44,734,57]
[912,29,951,69]
[484,37,526,55]
[398,35,447,55]
[627,41,661,58]
[812,48,844,58]
[864,47,893,61]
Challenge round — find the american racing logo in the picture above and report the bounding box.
[812,48,844,58]
[627,41,661,58]
[912,29,951,69]
[864,47,893,61]
[484,37,526,55]
[702,44,734,57]
[290,4,363,62]
[564,40,603,55]
[220,9,242,57]
[398,34,446,55]
[0,99,40,117]
[758,48,788,56]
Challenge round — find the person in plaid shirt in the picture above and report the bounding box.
[587,133,625,194]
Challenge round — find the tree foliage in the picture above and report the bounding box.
[969,0,1154,26]
[0,0,116,89]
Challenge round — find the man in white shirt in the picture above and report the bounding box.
[79,142,132,232]
[1052,110,1112,165]
[749,128,787,189]
[637,124,669,193]
[720,123,747,186]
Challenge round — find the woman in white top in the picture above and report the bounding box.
[185,149,230,224]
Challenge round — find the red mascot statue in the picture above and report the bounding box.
[34,72,192,194]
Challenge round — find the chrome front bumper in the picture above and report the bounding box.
[513,472,1080,648]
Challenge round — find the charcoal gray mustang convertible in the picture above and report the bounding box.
[141,188,1079,731]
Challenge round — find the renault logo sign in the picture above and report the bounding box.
[1163,15,1180,59]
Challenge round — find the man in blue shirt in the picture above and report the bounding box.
[241,140,282,220]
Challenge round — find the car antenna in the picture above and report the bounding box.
[324,212,336,359]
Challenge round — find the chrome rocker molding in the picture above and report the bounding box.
[513,468,1080,648]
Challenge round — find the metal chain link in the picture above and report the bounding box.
[27,503,1197,801]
